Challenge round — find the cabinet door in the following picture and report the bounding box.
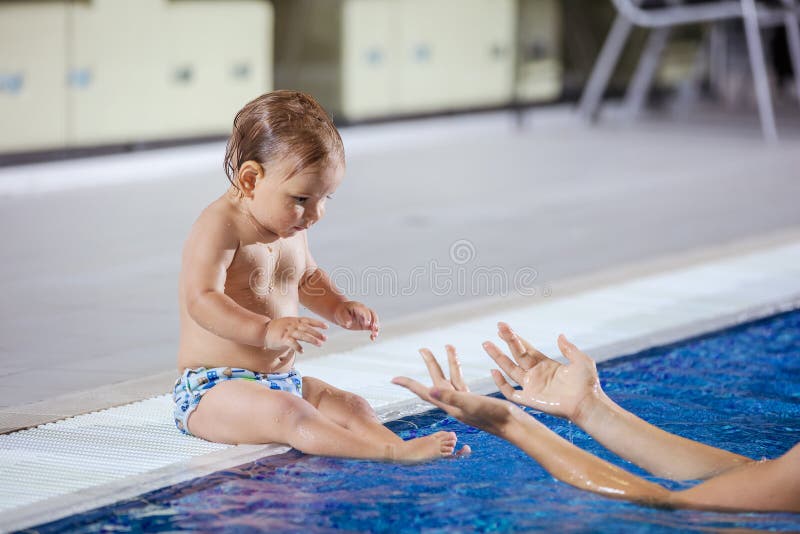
[161,0,272,138]
[398,0,515,113]
[68,0,167,145]
[0,2,68,153]
[516,0,561,102]
[447,0,515,107]
[397,0,456,113]
[341,0,398,120]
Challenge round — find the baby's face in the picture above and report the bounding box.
[249,157,344,239]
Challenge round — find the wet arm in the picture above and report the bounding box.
[297,237,347,322]
[183,216,270,348]
[507,408,799,512]
[669,443,800,512]
[501,406,672,505]
[574,392,751,481]
[299,267,347,323]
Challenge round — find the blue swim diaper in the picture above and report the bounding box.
[172,366,303,436]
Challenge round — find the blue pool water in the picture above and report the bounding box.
[28,310,800,532]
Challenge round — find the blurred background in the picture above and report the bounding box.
[1,0,799,410]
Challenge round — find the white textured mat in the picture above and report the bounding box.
[2,240,800,532]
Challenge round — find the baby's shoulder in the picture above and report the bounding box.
[188,197,241,249]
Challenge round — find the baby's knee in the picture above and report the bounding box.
[344,392,377,419]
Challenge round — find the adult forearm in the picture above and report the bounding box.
[188,291,269,347]
[574,393,750,481]
[503,410,671,504]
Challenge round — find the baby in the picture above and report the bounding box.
[173,91,458,462]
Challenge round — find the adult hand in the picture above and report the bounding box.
[484,323,602,421]
[263,316,328,353]
[392,346,519,437]
[334,301,380,340]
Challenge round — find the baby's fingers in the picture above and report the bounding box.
[299,326,327,345]
[301,317,329,330]
[287,338,304,353]
[292,329,325,347]
[369,309,380,340]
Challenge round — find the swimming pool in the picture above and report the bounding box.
[27,310,800,532]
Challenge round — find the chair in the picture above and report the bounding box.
[578,0,800,141]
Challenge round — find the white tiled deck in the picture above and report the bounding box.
[1,238,799,532]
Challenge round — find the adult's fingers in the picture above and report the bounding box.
[498,323,547,367]
[491,369,522,403]
[430,387,472,412]
[557,334,592,365]
[419,348,447,384]
[391,376,439,407]
[445,345,468,392]
[482,341,524,383]
[497,322,534,369]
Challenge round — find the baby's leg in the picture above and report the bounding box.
[187,380,455,462]
[302,376,404,445]
[303,376,467,458]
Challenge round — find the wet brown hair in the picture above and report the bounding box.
[224,90,345,192]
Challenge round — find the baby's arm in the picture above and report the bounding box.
[298,234,379,338]
[182,210,271,347]
[183,211,326,351]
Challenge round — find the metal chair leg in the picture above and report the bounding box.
[741,0,779,141]
[782,0,800,105]
[578,13,634,122]
[708,23,728,98]
[624,27,672,119]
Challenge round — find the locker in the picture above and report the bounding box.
[341,0,398,120]
[275,0,523,121]
[0,2,68,152]
[68,0,168,145]
[161,1,273,137]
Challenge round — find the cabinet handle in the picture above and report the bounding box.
[521,41,549,62]
[0,72,24,94]
[365,47,384,66]
[173,65,194,84]
[413,43,432,62]
[231,62,251,80]
[490,43,509,60]
[67,68,92,89]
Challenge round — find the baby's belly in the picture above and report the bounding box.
[178,324,296,374]
[179,273,303,372]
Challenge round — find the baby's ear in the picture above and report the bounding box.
[237,161,263,196]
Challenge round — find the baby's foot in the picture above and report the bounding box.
[395,431,457,463]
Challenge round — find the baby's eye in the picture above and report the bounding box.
[293,196,308,204]
[326,195,334,200]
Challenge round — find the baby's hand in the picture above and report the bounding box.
[263,317,328,353]
[334,301,380,340]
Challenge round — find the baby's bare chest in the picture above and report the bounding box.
[225,242,306,301]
